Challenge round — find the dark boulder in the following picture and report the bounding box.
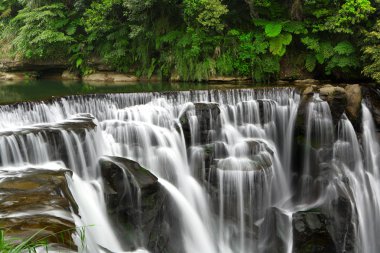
[363,85,380,130]
[259,207,292,253]
[180,102,221,146]
[319,85,347,125]
[293,210,336,253]
[99,156,178,253]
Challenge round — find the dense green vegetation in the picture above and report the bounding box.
[0,0,379,83]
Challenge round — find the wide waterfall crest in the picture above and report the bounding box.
[0,88,379,253]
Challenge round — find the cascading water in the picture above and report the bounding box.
[0,87,379,253]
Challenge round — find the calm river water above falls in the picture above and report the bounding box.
[0,82,379,253]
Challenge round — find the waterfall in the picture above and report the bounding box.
[0,88,380,253]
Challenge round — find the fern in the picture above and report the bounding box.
[4,3,73,59]
[305,54,317,72]
[334,41,355,55]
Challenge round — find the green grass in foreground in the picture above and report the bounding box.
[0,226,89,253]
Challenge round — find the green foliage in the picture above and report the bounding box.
[362,20,380,83]
[5,3,73,59]
[184,0,228,31]
[155,28,219,81]
[0,226,90,253]
[301,36,359,75]
[305,0,375,34]
[0,0,378,82]
[226,29,280,83]
[269,33,292,56]
[264,23,282,37]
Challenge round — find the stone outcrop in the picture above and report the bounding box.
[100,156,178,253]
[208,76,251,82]
[293,210,336,253]
[259,207,291,253]
[319,85,348,124]
[294,79,320,87]
[83,72,138,82]
[344,84,362,121]
[0,167,78,250]
[180,102,221,146]
[62,70,80,81]
[0,59,68,72]
[292,195,357,253]
[0,114,96,138]
[363,85,380,130]
[0,114,98,175]
[0,71,38,81]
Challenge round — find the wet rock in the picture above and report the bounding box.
[293,210,336,253]
[0,115,98,175]
[319,85,347,124]
[363,86,380,130]
[294,79,320,87]
[62,70,80,81]
[256,99,279,125]
[208,76,251,82]
[180,102,221,146]
[345,84,362,124]
[100,156,177,253]
[0,72,25,81]
[0,71,38,81]
[0,114,96,138]
[260,207,291,253]
[293,185,357,253]
[83,72,139,82]
[329,195,357,253]
[217,153,272,172]
[245,139,274,157]
[276,80,290,86]
[0,167,78,250]
[302,86,315,96]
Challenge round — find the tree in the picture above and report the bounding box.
[5,3,73,59]
[362,20,380,82]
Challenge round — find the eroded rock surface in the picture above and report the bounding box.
[100,156,177,253]
[0,166,78,250]
[180,102,221,146]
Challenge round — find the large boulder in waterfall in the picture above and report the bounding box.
[292,175,358,253]
[319,85,348,124]
[259,207,291,253]
[245,139,274,157]
[99,156,177,253]
[363,85,380,129]
[180,102,221,146]
[292,210,336,253]
[205,139,274,190]
[345,84,362,120]
[0,166,78,250]
[257,99,277,125]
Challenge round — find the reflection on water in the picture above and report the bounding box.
[0,80,256,104]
